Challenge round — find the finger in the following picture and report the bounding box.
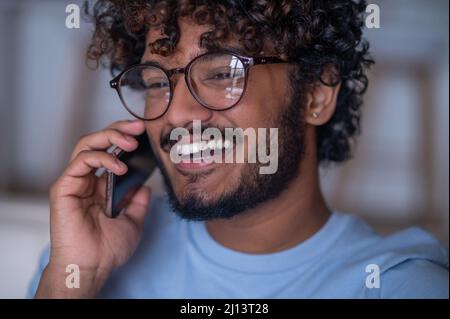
[70,122,145,161]
[65,150,128,179]
[123,186,151,229]
[53,151,128,198]
[106,119,145,134]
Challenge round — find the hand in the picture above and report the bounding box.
[35,120,151,298]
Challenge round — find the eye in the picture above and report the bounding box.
[206,71,232,81]
[204,68,245,81]
[145,79,170,90]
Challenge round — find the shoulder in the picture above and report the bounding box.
[330,213,449,298]
[380,258,448,298]
[376,227,448,298]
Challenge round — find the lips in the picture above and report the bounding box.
[176,158,217,172]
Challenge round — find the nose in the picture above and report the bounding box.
[164,74,213,128]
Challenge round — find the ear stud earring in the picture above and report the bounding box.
[312,112,320,118]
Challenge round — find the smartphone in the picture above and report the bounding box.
[98,133,156,218]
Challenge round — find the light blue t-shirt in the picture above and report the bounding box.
[28,194,449,298]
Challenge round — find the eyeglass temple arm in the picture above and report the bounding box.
[252,56,286,65]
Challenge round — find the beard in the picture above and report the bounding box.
[157,91,306,221]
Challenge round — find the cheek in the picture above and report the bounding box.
[227,77,281,128]
[145,125,163,152]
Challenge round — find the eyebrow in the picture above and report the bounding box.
[141,45,247,68]
[142,50,202,68]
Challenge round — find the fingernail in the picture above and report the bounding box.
[115,160,126,169]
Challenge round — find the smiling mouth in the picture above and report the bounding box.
[168,137,236,173]
[177,138,232,158]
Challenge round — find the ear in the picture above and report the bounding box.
[304,68,341,126]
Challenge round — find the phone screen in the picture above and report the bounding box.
[105,133,156,218]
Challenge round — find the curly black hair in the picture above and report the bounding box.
[84,0,374,164]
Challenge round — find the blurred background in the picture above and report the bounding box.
[0,0,448,298]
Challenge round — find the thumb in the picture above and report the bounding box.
[123,185,151,229]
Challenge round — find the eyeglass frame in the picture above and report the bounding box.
[109,50,286,121]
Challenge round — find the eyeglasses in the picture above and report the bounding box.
[110,50,286,121]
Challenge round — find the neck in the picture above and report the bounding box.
[205,143,331,254]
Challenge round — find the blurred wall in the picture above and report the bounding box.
[0,0,448,298]
[321,0,449,244]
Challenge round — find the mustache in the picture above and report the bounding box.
[160,123,229,150]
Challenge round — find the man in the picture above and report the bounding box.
[30,0,448,298]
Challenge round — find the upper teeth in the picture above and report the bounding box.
[176,140,232,156]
